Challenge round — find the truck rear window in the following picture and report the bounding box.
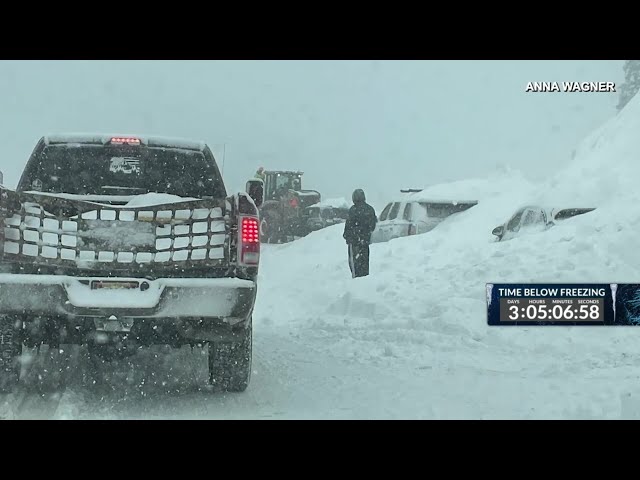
[18,145,226,199]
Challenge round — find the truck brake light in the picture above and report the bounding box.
[110,137,141,145]
[239,216,260,265]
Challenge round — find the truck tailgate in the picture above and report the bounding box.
[0,189,230,272]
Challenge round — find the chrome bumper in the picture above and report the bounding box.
[0,274,256,324]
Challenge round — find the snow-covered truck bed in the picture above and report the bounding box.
[0,134,263,393]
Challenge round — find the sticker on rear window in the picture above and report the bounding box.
[110,157,141,174]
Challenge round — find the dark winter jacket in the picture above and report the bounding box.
[343,201,377,245]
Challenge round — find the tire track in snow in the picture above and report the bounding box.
[4,345,94,419]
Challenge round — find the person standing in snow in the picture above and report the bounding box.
[255,167,266,181]
[343,189,377,278]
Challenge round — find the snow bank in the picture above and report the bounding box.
[253,93,640,418]
[542,92,640,208]
[313,197,350,209]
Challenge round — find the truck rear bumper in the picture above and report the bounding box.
[0,274,257,325]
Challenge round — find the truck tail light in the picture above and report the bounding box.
[110,137,141,145]
[239,216,260,265]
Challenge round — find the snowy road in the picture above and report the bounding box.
[1,326,460,420]
[3,314,640,419]
[0,330,420,420]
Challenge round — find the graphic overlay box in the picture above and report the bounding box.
[486,283,619,325]
[609,284,640,325]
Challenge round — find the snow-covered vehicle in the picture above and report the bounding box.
[491,206,596,242]
[0,134,263,393]
[303,198,350,233]
[371,198,477,244]
[256,170,321,243]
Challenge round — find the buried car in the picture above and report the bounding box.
[303,198,350,233]
[491,206,596,242]
[371,197,478,244]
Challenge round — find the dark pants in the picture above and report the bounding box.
[348,243,370,278]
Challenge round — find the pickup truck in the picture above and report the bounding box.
[0,134,264,393]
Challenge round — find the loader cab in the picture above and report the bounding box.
[264,171,303,201]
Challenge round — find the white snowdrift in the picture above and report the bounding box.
[313,197,350,209]
[253,93,640,418]
[124,192,200,207]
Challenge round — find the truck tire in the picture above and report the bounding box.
[208,321,252,393]
[260,216,271,242]
[260,211,280,244]
[0,316,22,394]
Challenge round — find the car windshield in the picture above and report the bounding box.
[554,208,595,221]
[19,145,226,199]
[521,209,542,228]
[506,208,526,231]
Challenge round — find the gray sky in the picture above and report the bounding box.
[0,60,623,210]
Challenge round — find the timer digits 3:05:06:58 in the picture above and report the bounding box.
[507,303,599,320]
[498,298,604,322]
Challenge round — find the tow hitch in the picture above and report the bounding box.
[94,315,134,333]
